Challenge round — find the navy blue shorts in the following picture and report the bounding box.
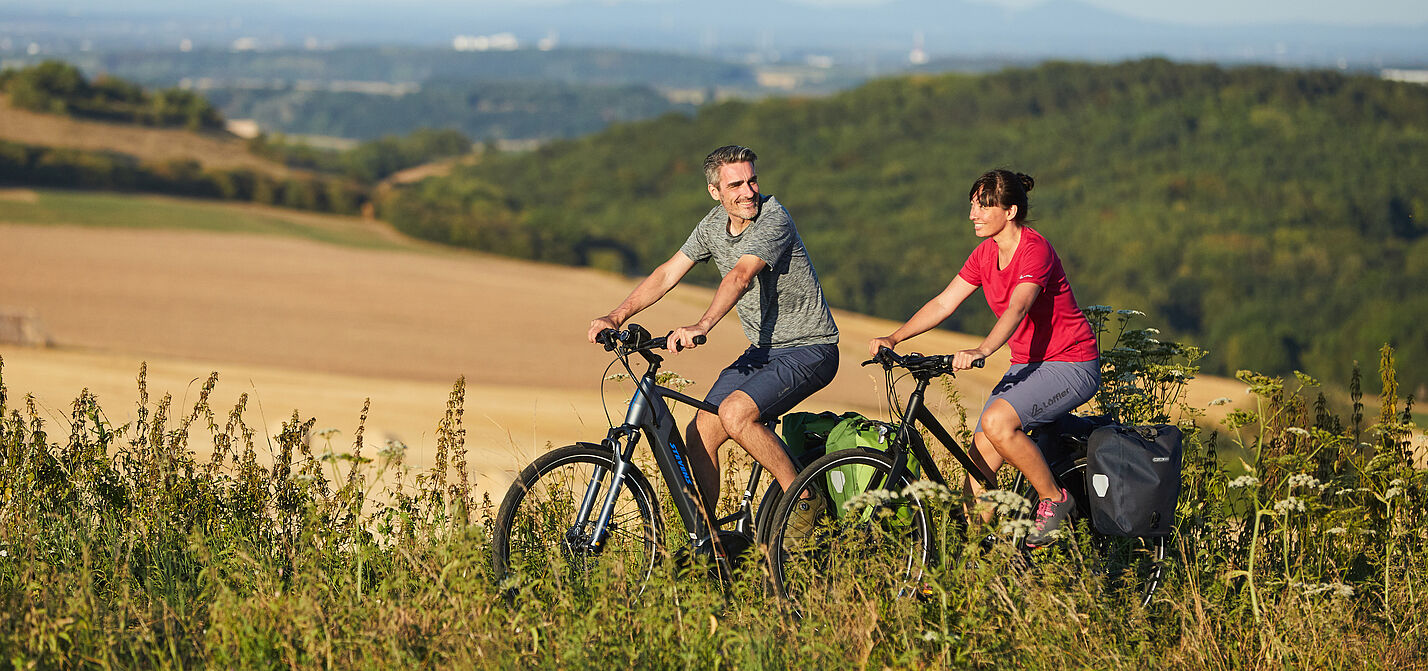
[703,343,839,420]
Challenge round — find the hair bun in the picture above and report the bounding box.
[1016,173,1035,193]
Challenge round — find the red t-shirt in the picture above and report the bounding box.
[957,227,1099,364]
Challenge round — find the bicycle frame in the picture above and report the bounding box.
[575,340,768,569]
[882,369,998,492]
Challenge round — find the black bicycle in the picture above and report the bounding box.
[491,324,820,597]
[764,347,1166,609]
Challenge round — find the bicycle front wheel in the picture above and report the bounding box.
[492,444,664,598]
[767,448,934,607]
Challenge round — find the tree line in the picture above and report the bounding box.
[379,58,1428,389]
[0,60,222,130]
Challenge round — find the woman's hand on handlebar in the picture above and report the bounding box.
[953,348,988,371]
[868,335,899,358]
[667,324,708,352]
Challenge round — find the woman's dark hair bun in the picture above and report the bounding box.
[1016,172,1034,193]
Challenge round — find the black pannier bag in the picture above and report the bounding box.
[1085,424,1183,537]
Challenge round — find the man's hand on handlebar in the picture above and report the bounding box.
[867,336,898,358]
[588,315,622,343]
[666,325,708,353]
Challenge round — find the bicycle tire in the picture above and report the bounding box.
[1018,457,1167,607]
[491,444,664,598]
[767,448,933,607]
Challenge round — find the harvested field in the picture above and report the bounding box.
[0,95,297,177]
[0,190,1250,497]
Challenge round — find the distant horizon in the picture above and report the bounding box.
[4,0,1427,28]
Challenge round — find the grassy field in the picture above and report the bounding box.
[1,188,1424,668]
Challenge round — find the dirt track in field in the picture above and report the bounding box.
[0,198,1253,496]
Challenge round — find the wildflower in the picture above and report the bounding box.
[1209,397,1232,407]
[921,631,941,642]
[1228,475,1260,489]
[999,518,1036,537]
[977,489,1032,517]
[1331,583,1355,598]
[0,550,7,558]
[1384,487,1405,501]
[902,479,955,504]
[1117,309,1146,317]
[843,489,896,514]
[1390,479,1406,487]
[1273,496,1306,514]
[1284,427,1310,438]
[1286,473,1321,490]
[1326,527,1347,535]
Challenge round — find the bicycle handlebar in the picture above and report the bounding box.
[862,347,985,375]
[596,325,706,353]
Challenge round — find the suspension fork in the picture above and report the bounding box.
[577,425,642,554]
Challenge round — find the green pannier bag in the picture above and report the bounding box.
[823,414,922,520]
[779,410,854,463]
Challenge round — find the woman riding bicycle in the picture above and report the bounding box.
[868,169,1100,547]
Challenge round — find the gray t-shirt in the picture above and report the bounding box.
[679,195,839,348]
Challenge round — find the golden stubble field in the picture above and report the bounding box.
[0,191,1250,498]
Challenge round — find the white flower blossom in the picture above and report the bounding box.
[977,489,1033,517]
[1209,397,1232,407]
[1229,475,1260,489]
[1293,581,1355,599]
[902,479,956,504]
[1284,427,1310,438]
[1287,473,1321,490]
[1384,487,1405,501]
[1326,527,1347,535]
[1117,309,1146,316]
[999,518,1036,537]
[843,489,897,514]
[1273,496,1306,514]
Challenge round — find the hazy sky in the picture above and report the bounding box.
[12,0,1428,26]
[972,0,1428,26]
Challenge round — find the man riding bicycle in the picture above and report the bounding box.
[587,145,839,523]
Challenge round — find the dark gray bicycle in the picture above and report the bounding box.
[491,324,821,597]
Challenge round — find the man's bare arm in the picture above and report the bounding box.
[668,254,764,350]
[587,251,699,342]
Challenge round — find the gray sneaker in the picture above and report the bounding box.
[1025,487,1076,548]
[782,494,828,552]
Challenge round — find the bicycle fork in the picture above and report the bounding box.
[572,426,642,554]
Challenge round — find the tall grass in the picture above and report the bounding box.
[0,316,1423,668]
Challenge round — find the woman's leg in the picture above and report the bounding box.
[979,398,1061,500]
[963,431,1004,523]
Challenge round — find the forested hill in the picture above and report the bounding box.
[382,59,1428,388]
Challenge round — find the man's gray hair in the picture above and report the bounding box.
[703,145,758,186]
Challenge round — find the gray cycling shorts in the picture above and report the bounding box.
[975,359,1101,433]
[703,343,839,420]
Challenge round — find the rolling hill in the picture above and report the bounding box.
[0,189,1246,495]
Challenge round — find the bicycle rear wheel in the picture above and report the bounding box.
[492,444,664,598]
[1019,457,1167,607]
[767,448,933,609]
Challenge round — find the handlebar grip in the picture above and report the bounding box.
[972,358,985,368]
[668,334,707,351]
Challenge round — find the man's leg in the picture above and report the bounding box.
[685,409,730,517]
[717,390,799,491]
